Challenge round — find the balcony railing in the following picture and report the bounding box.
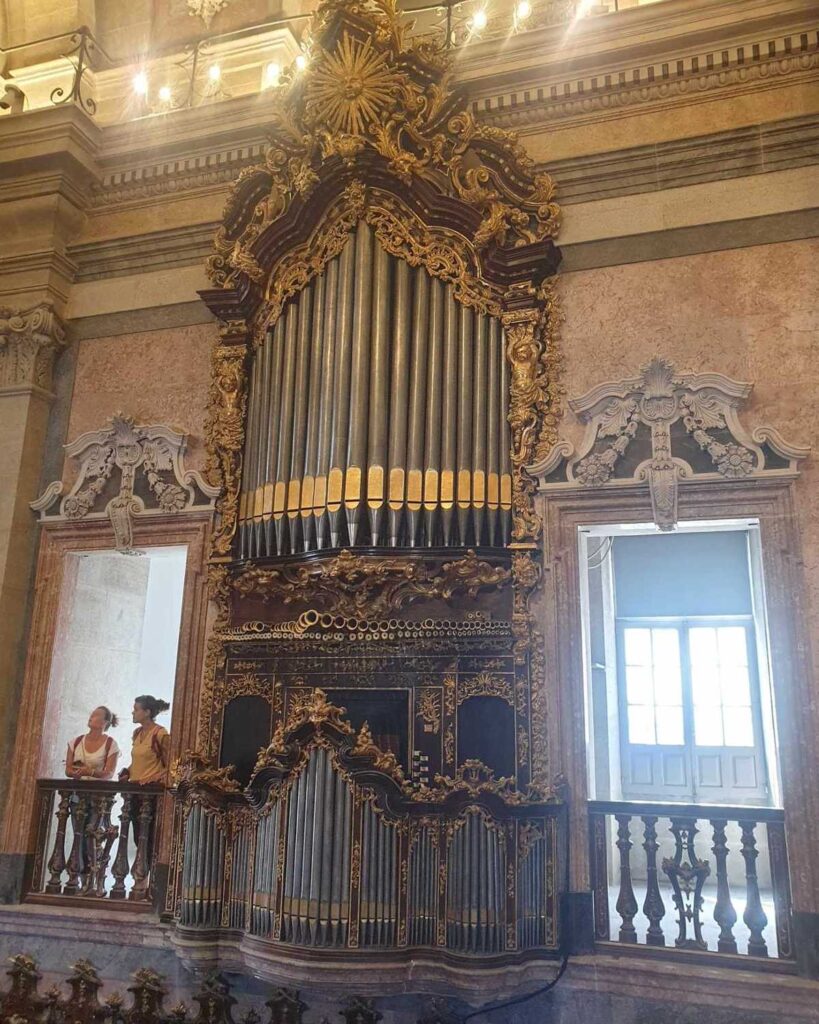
[589,800,794,964]
[27,779,164,906]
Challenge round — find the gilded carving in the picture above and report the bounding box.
[351,722,406,782]
[230,549,510,618]
[416,688,441,734]
[457,672,514,707]
[170,750,242,795]
[207,0,559,294]
[0,303,66,392]
[206,326,250,556]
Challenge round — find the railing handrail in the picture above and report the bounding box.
[588,799,785,823]
[36,777,164,794]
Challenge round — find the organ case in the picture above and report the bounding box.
[174,0,565,987]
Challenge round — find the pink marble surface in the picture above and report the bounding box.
[558,237,819,694]
[64,322,218,480]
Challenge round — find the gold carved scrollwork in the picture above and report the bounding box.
[170,749,242,794]
[206,324,249,557]
[351,722,406,782]
[230,548,510,619]
[207,0,559,293]
[503,292,563,544]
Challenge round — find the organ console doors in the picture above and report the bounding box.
[171,0,566,988]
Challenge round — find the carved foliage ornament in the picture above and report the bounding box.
[230,548,511,619]
[32,414,218,552]
[534,357,809,530]
[206,325,250,556]
[206,0,559,296]
[0,303,66,392]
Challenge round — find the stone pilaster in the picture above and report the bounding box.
[0,303,66,845]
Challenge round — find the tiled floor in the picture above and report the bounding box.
[606,882,779,956]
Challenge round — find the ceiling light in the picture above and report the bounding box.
[515,0,532,20]
[263,61,281,89]
[471,8,488,30]
[132,71,148,96]
[295,53,308,71]
[158,85,172,102]
[208,63,221,82]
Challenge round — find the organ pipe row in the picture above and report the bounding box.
[238,223,513,557]
[176,749,559,955]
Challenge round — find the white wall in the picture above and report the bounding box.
[40,546,186,779]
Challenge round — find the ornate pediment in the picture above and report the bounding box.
[31,414,220,551]
[532,357,809,530]
[205,0,559,316]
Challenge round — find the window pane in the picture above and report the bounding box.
[718,626,749,667]
[625,665,653,706]
[689,626,718,668]
[652,629,681,704]
[655,705,684,746]
[628,705,655,745]
[720,665,751,706]
[692,664,721,707]
[624,628,651,665]
[723,706,754,747]
[694,704,724,746]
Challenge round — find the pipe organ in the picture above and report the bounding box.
[181,0,564,990]
[240,224,513,557]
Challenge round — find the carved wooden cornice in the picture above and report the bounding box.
[202,0,560,317]
[229,549,511,619]
[0,303,66,394]
[533,356,811,530]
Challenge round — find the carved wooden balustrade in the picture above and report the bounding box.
[589,800,794,964]
[0,953,474,1024]
[27,779,164,906]
[168,706,566,964]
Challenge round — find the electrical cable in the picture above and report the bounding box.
[460,810,572,1022]
[460,952,569,1021]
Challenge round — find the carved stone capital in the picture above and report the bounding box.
[0,303,66,393]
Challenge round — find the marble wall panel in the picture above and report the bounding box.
[64,321,218,480]
[557,236,819,704]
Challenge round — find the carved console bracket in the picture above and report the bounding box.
[531,357,809,530]
[31,413,219,552]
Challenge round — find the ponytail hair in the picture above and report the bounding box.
[135,695,171,720]
[95,705,118,730]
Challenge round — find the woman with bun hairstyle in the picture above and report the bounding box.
[65,706,120,781]
[119,695,171,785]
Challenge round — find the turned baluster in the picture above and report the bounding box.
[131,794,156,901]
[739,820,768,957]
[81,794,104,896]
[110,793,133,899]
[641,815,665,946]
[710,819,738,954]
[614,814,639,944]
[45,790,72,894]
[63,793,88,896]
[92,794,117,897]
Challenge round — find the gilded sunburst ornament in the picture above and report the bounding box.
[305,32,402,136]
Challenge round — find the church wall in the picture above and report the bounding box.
[557,238,819,684]
[62,320,217,479]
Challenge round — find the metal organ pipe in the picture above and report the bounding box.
[238,236,514,555]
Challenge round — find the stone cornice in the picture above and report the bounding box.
[0,304,67,393]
